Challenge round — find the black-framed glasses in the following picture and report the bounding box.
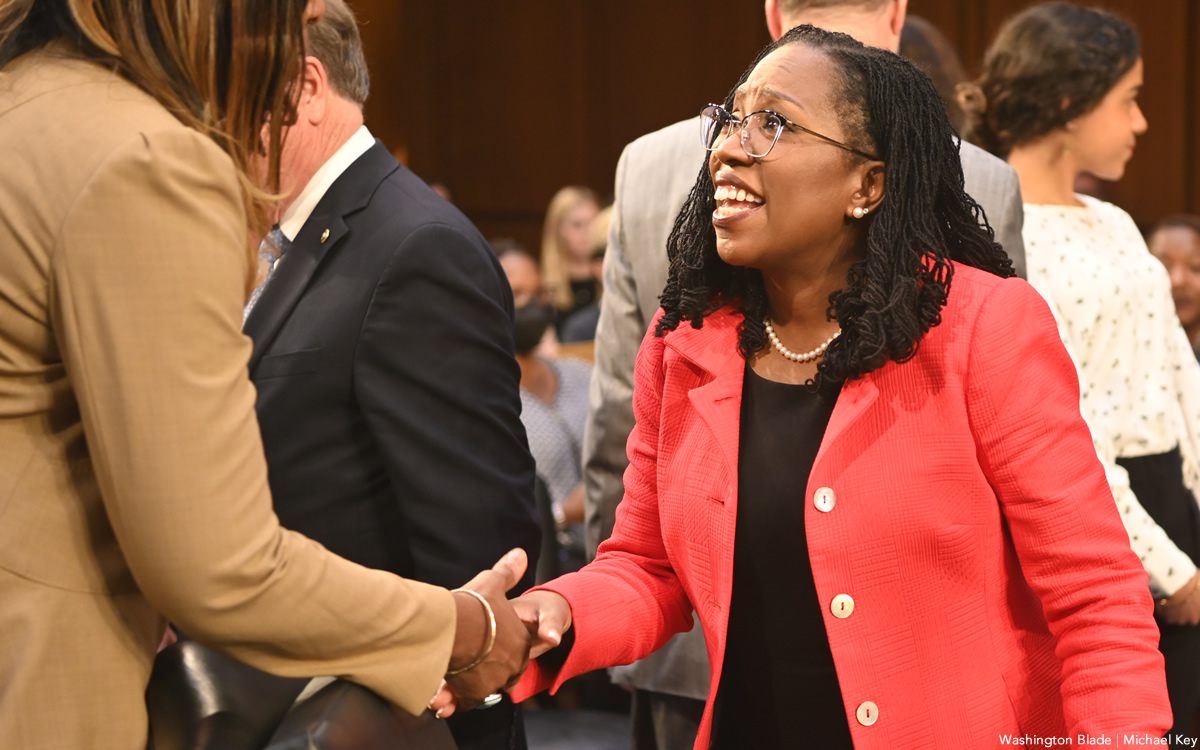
[700,104,880,161]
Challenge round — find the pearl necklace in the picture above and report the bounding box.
[763,319,840,363]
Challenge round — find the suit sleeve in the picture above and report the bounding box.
[961,142,1026,280]
[516,320,694,698]
[582,141,642,559]
[355,222,540,591]
[964,279,1170,736]
[51,128,457,715]
[992,163,1027,280]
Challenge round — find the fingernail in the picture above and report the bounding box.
[547,629,560,643]
[506,548,522,563]
[435,708,446,719]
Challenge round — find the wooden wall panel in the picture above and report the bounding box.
[350,0,1198,250]
[351,0,767,252]
[1189,0,1200,214]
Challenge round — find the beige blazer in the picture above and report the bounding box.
[0,48,455,750]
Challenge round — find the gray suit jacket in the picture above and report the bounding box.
[581,117,1025,699]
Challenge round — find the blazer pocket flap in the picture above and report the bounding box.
[256,348,320,379]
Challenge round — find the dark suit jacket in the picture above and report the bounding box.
[245,141,539,593]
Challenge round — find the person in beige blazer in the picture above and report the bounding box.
[0,2,529,748]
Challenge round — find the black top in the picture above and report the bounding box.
[1117,447,1200,562]
[711,365,853,749]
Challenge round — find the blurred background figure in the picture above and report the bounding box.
[541,186,602,336]
[899,14,968,133]
[496,237,631,741]
[963,3,1200,739]
[427,178,455,203]
[497,241,592,580]
[560,206,611,344]
[1149,215,1200,361]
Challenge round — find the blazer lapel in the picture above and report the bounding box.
[687,370,743,492]
[244,141,400,372]
[244,215,347,371]
[669,310,746,487]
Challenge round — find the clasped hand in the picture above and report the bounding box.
[427,549,573,718]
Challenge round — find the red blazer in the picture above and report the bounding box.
[515,266,1170,747]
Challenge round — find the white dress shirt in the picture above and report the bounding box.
[1025,194,1200,596]
[278,125,376,242]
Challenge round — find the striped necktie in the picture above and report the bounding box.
[243,226,290,323]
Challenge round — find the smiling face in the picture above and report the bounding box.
[1068,58,1147,182]
[708,43,882,275]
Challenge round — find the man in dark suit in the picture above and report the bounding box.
[244,3,539,747]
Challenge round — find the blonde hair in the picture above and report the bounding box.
[0,0,309,292]
[540,186,599,310]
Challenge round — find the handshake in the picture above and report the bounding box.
[427,548,571,718]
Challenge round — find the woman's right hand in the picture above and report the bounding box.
[1158,571,1200,626]
[512,590,573,659]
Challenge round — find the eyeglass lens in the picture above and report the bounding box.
[700,106,784,159]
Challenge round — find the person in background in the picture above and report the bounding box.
[581,2,1027,748]
[514,24,1169,748]
[541,186,602,330]
[962,2,1200,739]
[0,1,530,747]
[899,14,968,132]
[1149,215,1200,360]
[497,243,592,578]
[560,206,612,344]
[243,3,540,748]
[427,178,455,203]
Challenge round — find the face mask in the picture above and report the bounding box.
[513,302,554,354]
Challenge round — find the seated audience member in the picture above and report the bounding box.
[542,186,602,331]
[242,3,540,749]
[512,25,1170,749]
[1149,215,1200,359]
[0,2,528,748]
[560,206,611,343]
[497,243,592,578]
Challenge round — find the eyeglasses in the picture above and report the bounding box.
[700,104,879,161]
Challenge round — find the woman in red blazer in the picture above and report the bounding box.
[508,25,1170,748]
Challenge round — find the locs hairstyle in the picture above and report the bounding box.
[0,0,310,283]
[959,3,1139,159]
[656,24,1012,394]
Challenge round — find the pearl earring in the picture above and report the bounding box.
[852,207,868,219]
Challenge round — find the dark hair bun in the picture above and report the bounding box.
[961,3,1139,158]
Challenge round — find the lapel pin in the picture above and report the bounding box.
[320,229,330,243]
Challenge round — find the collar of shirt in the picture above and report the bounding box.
[277,125,376,242]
